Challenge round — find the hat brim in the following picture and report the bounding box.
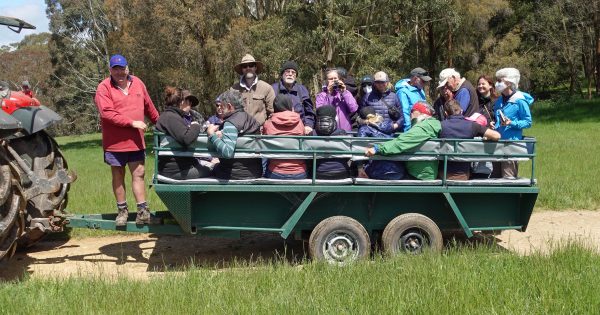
[234,61,264,75]
[437,78,448,88]
[421,75,432,81]
[185,95,199,107]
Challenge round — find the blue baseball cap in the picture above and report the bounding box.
[109,54,128,68]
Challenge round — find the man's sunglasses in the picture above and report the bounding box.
[242,63,256,69]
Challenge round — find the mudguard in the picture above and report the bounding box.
[0,110,21,130]
[10,105,62,135]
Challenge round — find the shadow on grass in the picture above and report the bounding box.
[532,97,600,123]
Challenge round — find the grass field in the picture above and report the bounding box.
[1,244,599,313]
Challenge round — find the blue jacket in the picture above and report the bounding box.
[360,89,403,131]
[395,78,427,132]
[494,91,533,140]
[357,122,406,180]
[272,80,316,128]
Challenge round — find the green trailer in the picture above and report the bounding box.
[67,132,539,264]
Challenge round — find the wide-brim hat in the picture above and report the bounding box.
[181,90,199,107]
[234,54,264,75]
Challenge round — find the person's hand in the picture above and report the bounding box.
[365,147,376,157]
[338,80,346,92]
[131,120,147,130]
[358,168,369,178]
[206,124,219,136]
[216,131,223,138]
[489,122,496,129]
[501,119,512,126]
[393,123,399,130]
[304,126,313,135]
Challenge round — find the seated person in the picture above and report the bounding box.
[207,93,224,126]
[262,94,307,179]
[365,102,440,180]
[357,106,406,180]
[312,105,351,180]
[155,87,212,180]
[439,100,500,180]
[206,90,262,180]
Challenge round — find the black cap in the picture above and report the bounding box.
[316,105,336,118]
[280,60,299,75]
[360,75,374,85]
[410,67,432,81]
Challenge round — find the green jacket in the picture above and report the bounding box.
[377,117,441,180]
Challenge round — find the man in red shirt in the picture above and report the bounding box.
[94,54,159,226]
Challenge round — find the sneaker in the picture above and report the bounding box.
[115,208,129,226]
[135,207,151,225]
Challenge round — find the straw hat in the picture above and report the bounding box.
[234,54,264,75]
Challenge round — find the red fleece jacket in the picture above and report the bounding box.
[262,111,306,174]
[95,75,159,152]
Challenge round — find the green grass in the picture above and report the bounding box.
[1,244,599,313]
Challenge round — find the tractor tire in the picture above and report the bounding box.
[8,131,71,249]
[0,164,24,261]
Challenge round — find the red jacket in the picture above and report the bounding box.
[95,75,159,152]
[262,111,306,174]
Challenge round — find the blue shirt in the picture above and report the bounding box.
[395,78,426,132]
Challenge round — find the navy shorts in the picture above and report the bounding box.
[104,150,145,167]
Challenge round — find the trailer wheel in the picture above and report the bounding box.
[309,216,370,265]
[382,213,443,255]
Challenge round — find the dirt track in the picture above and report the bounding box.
[1,210,599,281]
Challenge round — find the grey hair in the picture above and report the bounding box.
[219,90,244,110]
[325,68,339,78]
[496,68,520,90]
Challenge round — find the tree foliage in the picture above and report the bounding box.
[2,0,598,135]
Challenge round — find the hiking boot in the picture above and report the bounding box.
[115,208,129,226]
[135,207,151,225]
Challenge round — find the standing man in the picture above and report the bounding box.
[395,67,432,131]
[230,54,275,125]
[94,54,160,226]
[437,68,479,117]
[272,60,316,134]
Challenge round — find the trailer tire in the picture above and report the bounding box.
[309,216,370,265]
[382,213,443,255]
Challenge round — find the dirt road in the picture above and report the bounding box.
[1,210,599,281]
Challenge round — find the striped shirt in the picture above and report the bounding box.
[209,122,238,158]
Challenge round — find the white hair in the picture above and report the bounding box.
[496,68,520,90]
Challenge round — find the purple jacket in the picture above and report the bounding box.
[315,89,358,131]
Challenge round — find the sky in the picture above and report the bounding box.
[0,0,50,47]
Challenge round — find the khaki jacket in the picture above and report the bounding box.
[230,78,275,125]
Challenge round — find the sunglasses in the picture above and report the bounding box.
[242,63,256,69]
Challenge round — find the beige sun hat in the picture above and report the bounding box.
[234,54,264,75]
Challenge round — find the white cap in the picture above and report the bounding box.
[437,68,460,88]
[373,71,389,82]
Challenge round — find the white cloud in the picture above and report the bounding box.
[0,0,50,47]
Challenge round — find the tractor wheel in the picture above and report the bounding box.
[9,131,71,249]
[382,213,443,255]
[308,216,371,265]
[0,164,24,261]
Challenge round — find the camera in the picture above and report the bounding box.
[333,80,339,91]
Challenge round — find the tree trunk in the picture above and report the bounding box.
[595,3,600,96]
[428,16,436,99]
[447,21,453,68]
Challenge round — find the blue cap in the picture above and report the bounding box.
[109,54,128,68]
